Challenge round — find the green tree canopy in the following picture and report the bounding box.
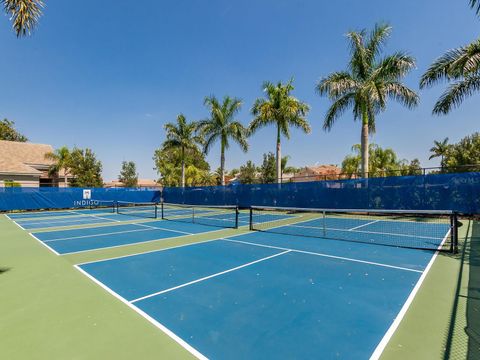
[0,119,28,142]
[443,132,480,172]
[341,144,422,177]
[69,148,103,187]
[1,0,44,37]
[317,23,418,178]
[44,146,71,186]
[238,160,257,184]
[260,152,277,183]
[119,161,138,187]
[250,79,310,183]
[153,146,209,187]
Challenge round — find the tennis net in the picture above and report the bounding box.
[249,206,459,252]
[161,202,239,229]
[89,200,115,213]
[117,201,158,219]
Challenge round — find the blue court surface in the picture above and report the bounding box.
[77,223,447,359]
[32,220,230,255]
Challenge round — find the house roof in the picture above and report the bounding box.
[303,165,341,175]
[104,179,161,188]
[0,140,57,175]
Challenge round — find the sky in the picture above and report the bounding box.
[0,0,478,181]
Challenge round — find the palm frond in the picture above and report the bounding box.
[316,71,358,99]
[323,94,355,131]
[420,46,474,88]
[432,75,480,115]
[347,29,369,79]
[471,0,480,15]
[2,0,44,37]
[373,52,416,82]
[384,82,419,109]
[366,23,392,64]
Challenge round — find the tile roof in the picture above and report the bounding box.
[0,140,56,175]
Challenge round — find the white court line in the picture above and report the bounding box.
[348,220,380,231]
[43,228,151,243]
[18,216,115,227]
[43,222,193,243]
[29,232,61,256]
[12,220,26,231]
[60,225,229,256]
[130,250,291,304]
[134,222,192,235]
[74,265,207,360]
[369,229,451,359]
[223,238,422,273]
[284,223,444,241]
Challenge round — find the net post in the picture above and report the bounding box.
[116,201,119,214]
[235,206,239,229]
[161,201,164,219]
[452,212,459,254]
[192,207,195,224]
[322,210,326,237]
[249,207,253,231]
[154,204,158,219]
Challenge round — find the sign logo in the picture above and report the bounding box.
[83,189,92,200]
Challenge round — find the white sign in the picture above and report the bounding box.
[83,189,92,200]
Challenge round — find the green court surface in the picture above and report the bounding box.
[0,213,478,359]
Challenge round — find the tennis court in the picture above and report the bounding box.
[62,205,456,359]
[2,200,463,359]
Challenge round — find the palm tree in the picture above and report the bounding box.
[197,95,248,186]
[1,0,44,37]
[45,146,71,187]
[250,80,310,183]
[163,114,201,188]
[316,24,418,178]
[420,38,480,115]
[429,138,450,170]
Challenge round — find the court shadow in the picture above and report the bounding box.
[443,220,480,359]
[0,267,11,274]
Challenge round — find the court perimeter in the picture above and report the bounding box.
[0,211,477,359]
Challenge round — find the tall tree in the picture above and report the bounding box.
[316,24,418,178]
[69,148,103,187]
[250,80,310,183]
[260,152,277,183]
[119,161,138,187]
[198,95,248,186]
[44,146,71,187]
[163,114,201,188]
[429,138,450,170]
[238,160,257,184]
[1,0,44,37]
[0,119,28,142]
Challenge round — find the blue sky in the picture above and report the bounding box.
[0,0,478,181]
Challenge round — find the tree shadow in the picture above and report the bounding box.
[0,267,11,274]
[443,220,480,359]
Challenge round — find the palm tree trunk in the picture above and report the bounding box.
[361,115,369,178]
[181,146,185,188]
[276,125,281,184]
[220,143,225,186]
